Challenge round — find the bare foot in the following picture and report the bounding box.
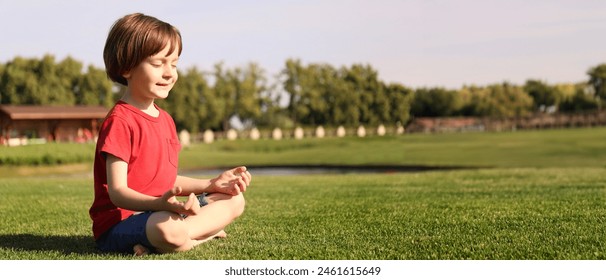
[215,230,227,239]
[133,244,150,256]
[192,230,227,245]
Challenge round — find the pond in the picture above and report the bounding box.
[179,165,472,177]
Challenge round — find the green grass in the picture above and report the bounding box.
[0,127,605,260]
[0,168,604,260]
[179,127,606,169]
[0,142,94,166]
[2,127,606,170]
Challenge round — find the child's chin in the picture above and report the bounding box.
[154,91,171,99]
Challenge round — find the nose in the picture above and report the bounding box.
[162,64,174,79]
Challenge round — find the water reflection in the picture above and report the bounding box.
[179,165,470,177]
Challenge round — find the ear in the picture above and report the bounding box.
[122,70,131,80]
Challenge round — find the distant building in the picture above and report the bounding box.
[0,105,109,145]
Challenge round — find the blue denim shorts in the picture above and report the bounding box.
[96,194,209,254]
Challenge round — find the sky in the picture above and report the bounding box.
[1,0,605,89]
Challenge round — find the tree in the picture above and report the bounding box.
[301,64,333,125]
[33,55,77,105]
[328,74,359,126]
[282,59,305,125]
[0,57,38,104]
[0,63,4,102]
[194,68,225,131]
[384,83,413,125]
[255,81,293,129]
[211,63,265,130]
[213,62,237,130]
[343,64,387,125]
[235,63,265,126]
[524,79,559,112]
[470,83,533,118]
[559,84,599,112]
[76,65,114,107]
[282,60,334,126]
[0,55,105,106]
[587,63,606,100]
[411,87,461,117]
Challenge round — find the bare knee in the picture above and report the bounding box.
[207,192,246,219]
[146,212,191,252]
[231,193,246,218]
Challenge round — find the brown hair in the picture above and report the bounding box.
[103,13,182,86]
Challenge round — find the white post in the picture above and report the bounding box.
[294,127,304,139]
[396,125,405,135]
[377,124,386,136]
[336,126,346,137]
[357,125,366,137]
[272,128,283,140]
[203,129,214,144]
[226,129,238,141]
[179,130,191,146]
[315,126,325,138]
[250,128,260,140]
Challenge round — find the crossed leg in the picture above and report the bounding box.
[137,192,245,254]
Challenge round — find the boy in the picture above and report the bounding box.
[89,13,252,255]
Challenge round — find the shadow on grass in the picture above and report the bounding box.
[0,233,97,255]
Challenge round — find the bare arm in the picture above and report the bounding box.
[106,154,198,215]
[175,166,252,196]
[173,175,212,195]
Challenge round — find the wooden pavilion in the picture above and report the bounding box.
[0,105,109,145]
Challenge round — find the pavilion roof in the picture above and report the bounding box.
[0,105,109,120]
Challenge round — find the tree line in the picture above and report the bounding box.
[1,55,605,133]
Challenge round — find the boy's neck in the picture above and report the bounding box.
[120,93,159,117]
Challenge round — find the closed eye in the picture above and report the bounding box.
[149,61,162,67]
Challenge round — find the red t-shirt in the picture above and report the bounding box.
[89,101,181,240]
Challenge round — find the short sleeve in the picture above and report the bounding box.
[98,116,132,163]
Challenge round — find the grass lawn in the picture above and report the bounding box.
[177,126,606,170]
[2,126,606,172]
[0,127,604,260]
[0,168,604,260]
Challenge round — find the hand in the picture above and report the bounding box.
[210,166,252,196]
[160,186,200,216]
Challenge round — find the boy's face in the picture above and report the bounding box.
[123,43,179,101]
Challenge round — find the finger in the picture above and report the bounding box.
[237,177,247,192]
[227,166,239,175]
[242,171,252,185]
[223,167,241,179]
[227,179,240,194]
[234,166,247,175]
[163,186,181,200]
[184,193,196,210]
[172,186,183,196]
[233,183,242,195]
[239,170,249,183]
[189,193,200,213]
